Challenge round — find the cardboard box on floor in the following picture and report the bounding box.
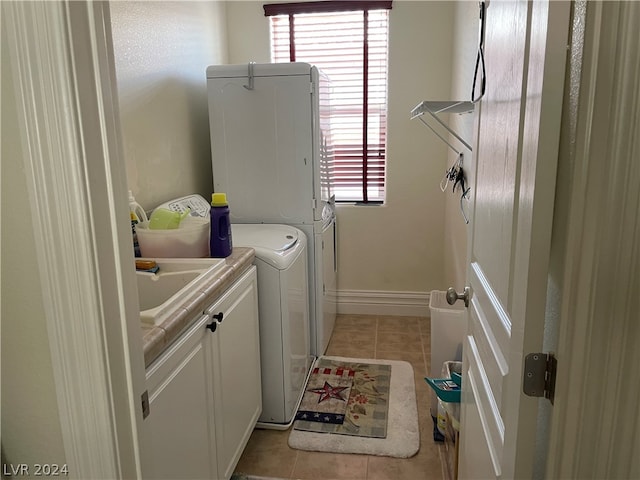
[443,409,459,480]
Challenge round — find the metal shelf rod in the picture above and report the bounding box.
[410,100,474,152]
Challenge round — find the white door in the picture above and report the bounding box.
[456,2,570,478]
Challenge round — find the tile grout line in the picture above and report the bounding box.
[288,447,299,479]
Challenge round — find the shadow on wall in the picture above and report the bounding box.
[118,77,214,210]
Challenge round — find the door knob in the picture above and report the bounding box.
[446,286,471,308]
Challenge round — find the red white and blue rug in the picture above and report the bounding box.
[293,358,391,438]
[289,356,419,458]
[294,364,355,425]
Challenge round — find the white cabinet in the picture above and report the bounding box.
[210,267,262,479]
[145,313,218,479]
[145,266,261,480]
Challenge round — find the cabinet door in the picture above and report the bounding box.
[145,315,217,480]
[209,266,261,480]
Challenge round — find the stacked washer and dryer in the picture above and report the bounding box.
[207,63,338,428]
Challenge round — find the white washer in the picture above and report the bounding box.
[231,224,312,428]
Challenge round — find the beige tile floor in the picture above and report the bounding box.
[234,314,445,480]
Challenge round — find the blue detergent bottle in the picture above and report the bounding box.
[128,190,147,257]
[209,193,232,258]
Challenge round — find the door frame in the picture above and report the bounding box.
[3,2,148,477]
[546,1,640,478]
[4,0,637,478]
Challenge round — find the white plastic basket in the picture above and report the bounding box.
[137,217,210,258]
[429,290,466,316]
[429,290,466,417]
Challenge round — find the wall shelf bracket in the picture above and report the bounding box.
[410,101,474,154]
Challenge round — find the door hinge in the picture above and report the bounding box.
[523,352,557,404]
[141,390,150,419]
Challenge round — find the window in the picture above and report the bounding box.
[264,1,392,203]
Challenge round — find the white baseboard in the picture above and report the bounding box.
[336,289,431,317]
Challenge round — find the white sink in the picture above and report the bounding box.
[137,258,226,325]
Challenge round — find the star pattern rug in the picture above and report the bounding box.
[289,356,420,458]
[294,365,355,425]
[293,358,391,438]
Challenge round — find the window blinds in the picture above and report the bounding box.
[267,3,390,202]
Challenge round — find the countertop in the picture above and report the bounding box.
[141,247,255,367]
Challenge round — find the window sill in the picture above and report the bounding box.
[336,201,385,207]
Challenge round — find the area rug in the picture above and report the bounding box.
[288,356,420,458]
[294,362,356,426]
[294,358,391,437]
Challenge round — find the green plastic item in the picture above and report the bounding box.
[148,207,190,230]
[424,377,461,403]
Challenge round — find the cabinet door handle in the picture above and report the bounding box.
[212,312,224,323]
[206,321,217,333]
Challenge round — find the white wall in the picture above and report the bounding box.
[225,1,271,63]
[1,22,67,467]
[226,1,456,302]
[107,0,465,308]
[110,1,229,212]
[443,1,479,289]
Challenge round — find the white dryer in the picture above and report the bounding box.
[231,224,312,428]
